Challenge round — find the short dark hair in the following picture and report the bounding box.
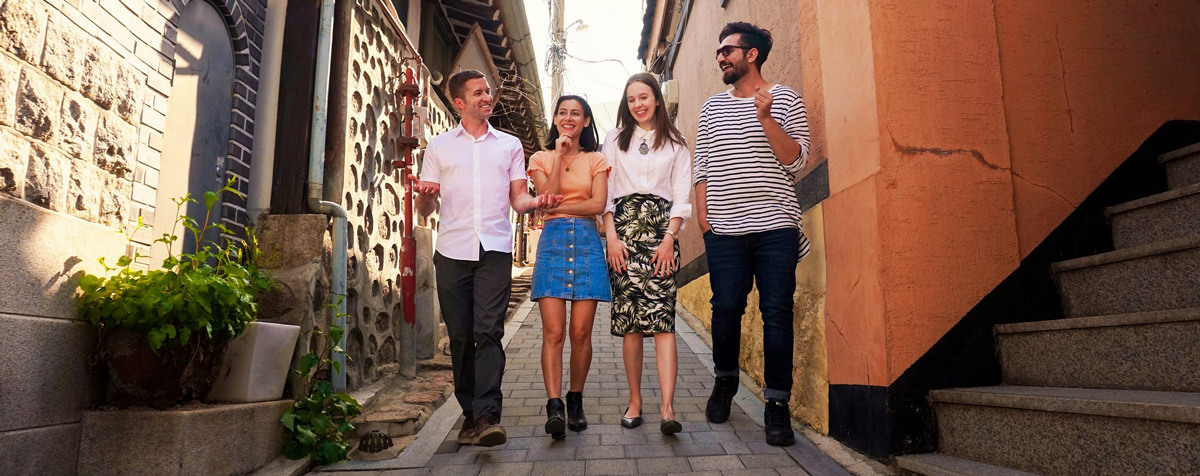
[448,69,486,100]
[719,22,773,70]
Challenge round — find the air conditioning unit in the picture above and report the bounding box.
[662,79,679,115]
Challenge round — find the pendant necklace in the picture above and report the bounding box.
[636,129,652,155]
[563,153,579,172]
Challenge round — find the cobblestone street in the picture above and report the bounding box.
[317,302,854,476]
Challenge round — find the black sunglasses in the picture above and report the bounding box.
[715,45,752,59]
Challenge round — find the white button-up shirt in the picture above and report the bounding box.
[602,127,693,221]
[420,122,527,261]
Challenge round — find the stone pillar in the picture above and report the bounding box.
[414,226,439,359]
[255,214,333,398]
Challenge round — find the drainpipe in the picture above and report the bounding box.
[306,0,350,392]
[246,0,289,224]
[662,0,694,81]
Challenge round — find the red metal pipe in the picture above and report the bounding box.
[397,67,419,327]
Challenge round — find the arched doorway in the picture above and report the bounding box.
[153,0,236,263]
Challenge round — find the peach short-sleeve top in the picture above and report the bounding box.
[527,150,610,220]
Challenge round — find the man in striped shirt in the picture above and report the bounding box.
[694,22,810,447]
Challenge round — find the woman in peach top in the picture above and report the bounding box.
[527,95,610,440]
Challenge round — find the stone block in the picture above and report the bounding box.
[0,423,82,476]
[0,198,127,319]
[0,53,20,126]
[0,0,47,62]
[897,453,1041,476]
[113,62,143,124]
[68,159,104,222]
[259,214,333,270]
[24,143,70,211]
[0,130,29,198]
[997,309,1200,392]
[81,40,119,111]
[15,69,65,142]
[934,386,1200,476]
[41,18,89,91]
[1053,235,1200,318]
[93,112,136,177]
[99,174,131,228]
[77,400,293,476]
[0,314,104,431]
[58,92,98,160]
[1107,183,1200,250]
[1160,143,1200,191]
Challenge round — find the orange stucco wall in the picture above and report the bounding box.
[823,0,1200,386]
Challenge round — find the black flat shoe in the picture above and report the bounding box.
[545,398,566,440]
[660,418,682,435]
[620,407,643,429]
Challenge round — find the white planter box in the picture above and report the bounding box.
[208,321,301,403]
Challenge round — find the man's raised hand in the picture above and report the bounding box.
[754,86,774,122]
[407,173,440,197]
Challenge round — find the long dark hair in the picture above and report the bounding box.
[545,95,600,152]
[616,73,685,153]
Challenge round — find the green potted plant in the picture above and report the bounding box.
[78,181,276,408]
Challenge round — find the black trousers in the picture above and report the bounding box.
[434,247,511,420]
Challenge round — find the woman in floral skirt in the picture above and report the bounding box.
[602,73,691,435]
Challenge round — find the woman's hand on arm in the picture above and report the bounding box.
[604,212,627,273]
[652,217,683,277]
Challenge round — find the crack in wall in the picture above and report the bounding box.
[1012,170,1075,207]
[1054,25,1075,133]
[890,133,1004,171]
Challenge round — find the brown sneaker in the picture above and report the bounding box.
[456,413,476,445]
[471,414,507,447]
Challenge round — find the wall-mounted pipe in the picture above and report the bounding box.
[306,0,350,392]
[245,0,290,224]
[662,0,695,81]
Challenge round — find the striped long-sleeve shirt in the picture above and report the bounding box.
[693,84,811,261]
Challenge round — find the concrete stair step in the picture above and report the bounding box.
[932,386,1200,476]
[995,308,1200,392]
[1051,234,1200,318]
[1106,182,1200,249]
[897,453,1042,476]
[1160,142,1200,190]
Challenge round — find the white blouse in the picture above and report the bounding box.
[602,127,693,222]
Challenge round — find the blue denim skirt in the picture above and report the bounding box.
[532,217,612,302]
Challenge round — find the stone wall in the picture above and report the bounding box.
[0,0,264,472]
[328,0,448,390]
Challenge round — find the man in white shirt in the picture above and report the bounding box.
[408,70,561,447]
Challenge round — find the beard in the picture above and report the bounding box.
[721,62,747,85]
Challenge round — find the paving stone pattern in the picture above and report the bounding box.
[325,303,813,475]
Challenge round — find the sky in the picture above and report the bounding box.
[522,0,646,133]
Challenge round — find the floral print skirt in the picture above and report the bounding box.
[609,194,679,336]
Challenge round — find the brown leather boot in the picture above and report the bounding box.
[456,413,476,445]
[471,414,507,447]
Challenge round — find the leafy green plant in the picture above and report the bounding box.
[77,180,276,352]
[281,307,363,465]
